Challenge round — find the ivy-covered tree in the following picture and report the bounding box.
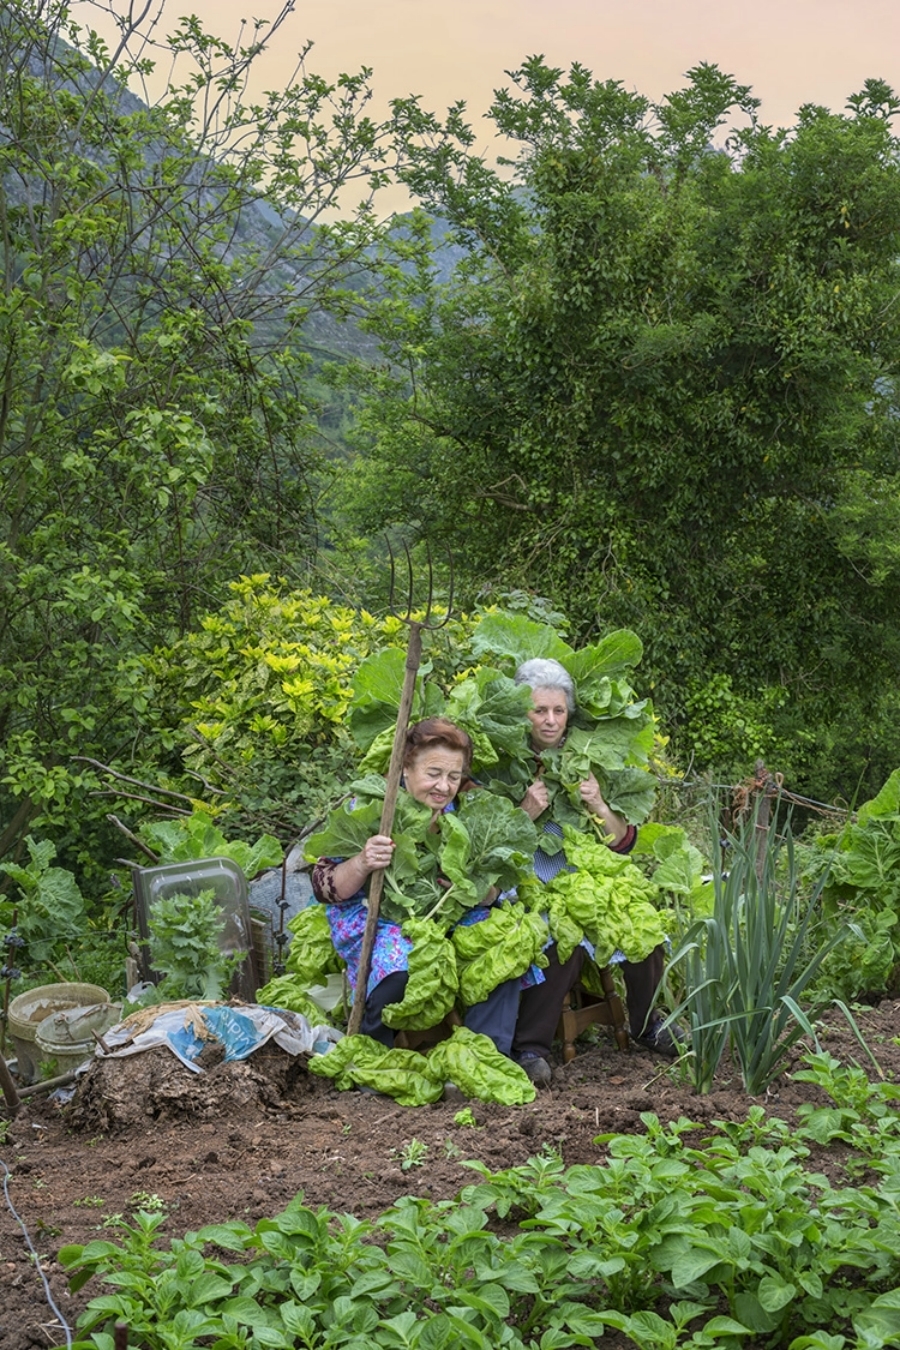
[0,0,393,868]
[344,61,900,796]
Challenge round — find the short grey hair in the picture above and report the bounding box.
[514,658,576,713]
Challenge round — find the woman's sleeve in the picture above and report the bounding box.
[608,824,637,854]
[311,858,342,903]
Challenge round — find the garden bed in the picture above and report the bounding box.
[2,1000,899,1348]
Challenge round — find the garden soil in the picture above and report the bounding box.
[3,1001,900,1350]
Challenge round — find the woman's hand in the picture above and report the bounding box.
[328,834,395,900]
[579,773,628,846]
[520,777,549,821]
[578,772,606,816]
[359,834,395,873]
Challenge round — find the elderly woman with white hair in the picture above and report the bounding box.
[509,657,676,1088]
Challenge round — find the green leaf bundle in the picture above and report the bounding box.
[304,787,538,928]
[535,827,667,966]
[148,888,242,1002]
[343,608,657,834]
[284,904,346,985]
[381,918,459,1029]
[452,903,549,1005]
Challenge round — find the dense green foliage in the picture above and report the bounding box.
[7,0,900,890]
[6,5,900,1082]
[0,0,394,873]
[805,768,900,1001]
[343,61,900,799]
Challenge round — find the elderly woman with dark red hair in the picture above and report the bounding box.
[311,717,522,1055]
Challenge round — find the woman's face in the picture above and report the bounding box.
[404,745,466,810]
[527,686,569,750]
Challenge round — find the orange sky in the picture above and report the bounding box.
[92,0,900,209]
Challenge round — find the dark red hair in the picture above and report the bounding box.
[403,718,473,775]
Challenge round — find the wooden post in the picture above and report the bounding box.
[753,759,777,880]
[0,1050,21,1116]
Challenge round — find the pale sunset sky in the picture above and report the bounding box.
[95,0,900,208]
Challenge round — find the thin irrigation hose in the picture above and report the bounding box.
[1,1155,74,1349]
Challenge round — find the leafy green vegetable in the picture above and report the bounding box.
[381,919,459,1029]
[632,823,713,912]
[803,768,900,1000]
[0,835,86,964]
[304,786,537,928]
[426,1027,536,1105]
[565,630,644,686]
[444,671,534,763]
[308,1033,444,1105]
[857,767,900,824]
[437,792,539,915]
[148,888,242,1001]
[303,792,433,869]
[308,1026,536,1106]
[342,609,657,840]
[469,612,572,665]
[534,827,667,966]
[256,906,346,1021]
[453,903,548,1005]
[138,812,282,877]
[603,768,658,823]
[256,975,337,1026]
[303,796,390,863]
[348,648,443,751]
[283,904,345,985]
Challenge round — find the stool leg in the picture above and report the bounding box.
[559,993,577,1063]
[600,965,630,1052]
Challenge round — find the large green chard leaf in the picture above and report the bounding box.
[562,722,652,776]
[828,824,900,894]
[304,790,433,868]
[483,760,534,804]
[470,612,573,667]
[453,903,548,1004]
[426,1026,536,1104]
[858,767,900,823]
[347,772,390,799]
[446,670,534,766]
[566,675,635,720]
[381,918,458,1029]
[439,793,539,911]
[541,826,667,964]
[348,649,444,750]
[285,904,345,981]
[565,629,643,680]
[303,798,385,862]
[603,768,658,825]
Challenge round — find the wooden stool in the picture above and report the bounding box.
[557,966,630,1062]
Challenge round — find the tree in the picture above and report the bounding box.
[343,61,900,795]
[0,0,395,870]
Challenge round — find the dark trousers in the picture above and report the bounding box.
[512,942,665,1060]
[360,970,520,1056]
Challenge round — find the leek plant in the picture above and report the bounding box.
[667,808,847,1095]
